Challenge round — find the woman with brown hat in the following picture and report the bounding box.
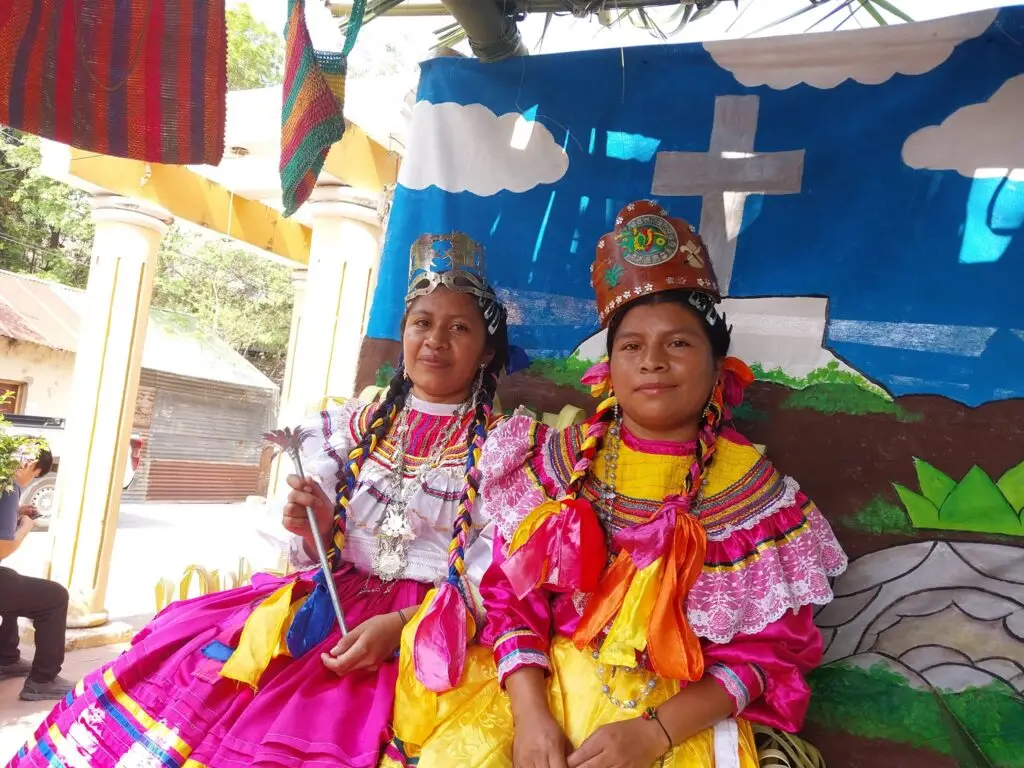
[386,201,846,768]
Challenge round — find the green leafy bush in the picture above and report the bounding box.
[0,392,49,494]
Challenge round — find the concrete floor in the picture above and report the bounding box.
[0,644,126,763]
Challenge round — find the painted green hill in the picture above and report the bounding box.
[526,354,592,392]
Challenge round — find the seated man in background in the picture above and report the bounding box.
[0,450,73,701]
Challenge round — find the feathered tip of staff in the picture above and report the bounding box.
[264,427,349,636]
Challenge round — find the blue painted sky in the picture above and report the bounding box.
[369,8,1024,406]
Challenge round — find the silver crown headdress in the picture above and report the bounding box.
[406,233,504,334]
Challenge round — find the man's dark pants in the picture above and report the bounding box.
[0,565,68,682]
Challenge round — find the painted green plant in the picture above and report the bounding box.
[808,662,1017,766]
[731,400,767,422]
[894,458,1024,537]
[843,496,914,535]
[750,361,920,421]
[750,360,887,396]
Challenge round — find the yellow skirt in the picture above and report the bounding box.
[385,637,758,768]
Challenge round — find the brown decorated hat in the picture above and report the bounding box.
[591,200,721,327]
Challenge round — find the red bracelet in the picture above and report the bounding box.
[641,707,673,751]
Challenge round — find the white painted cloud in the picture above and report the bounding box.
[705,9,997,90]
[902,74,1024,181]
[398,102,569,196]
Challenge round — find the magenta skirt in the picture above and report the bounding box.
[11,566,428,768]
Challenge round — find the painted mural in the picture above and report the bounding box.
[360,8,1024,767]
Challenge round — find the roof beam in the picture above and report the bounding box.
[324,121,401,190]
[41,143,312,265]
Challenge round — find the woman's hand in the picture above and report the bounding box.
[506,667,571,768]
[512,710,572,768]
[282,474,334,556]
[321,612,405,676]
[567,718,668,768]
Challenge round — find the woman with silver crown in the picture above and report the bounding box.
[383,201,847,768]
[12,233,515,768]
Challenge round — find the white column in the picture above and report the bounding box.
[283,185,382,421]
[47,195,171,627]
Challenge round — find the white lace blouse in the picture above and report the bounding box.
[271,396,496,597]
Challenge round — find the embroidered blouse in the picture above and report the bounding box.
[278,396,502,607]
[476,414,848,732]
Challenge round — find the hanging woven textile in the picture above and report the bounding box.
[0,0,227,165]
[280,0,366,216]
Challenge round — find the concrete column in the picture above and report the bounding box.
[280,185,382,423]
[47,195,171,628]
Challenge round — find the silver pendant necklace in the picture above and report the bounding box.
[370,400,469,582]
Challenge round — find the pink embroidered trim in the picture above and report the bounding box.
[620,426,697,456]
[479,415,557,545]
[687,508,848,644]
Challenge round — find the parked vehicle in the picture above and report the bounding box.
[6,414,144,530]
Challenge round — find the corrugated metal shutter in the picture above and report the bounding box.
[141,372,277,502]
[146,461,262,502]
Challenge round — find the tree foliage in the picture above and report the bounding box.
[154,229,293,381]
[226,3,284,90]
[0,132,94,287]
[0,393,49,493]
[0,3,292,384]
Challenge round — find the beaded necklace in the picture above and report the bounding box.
[589,417,662,710]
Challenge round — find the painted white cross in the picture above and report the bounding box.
[652,95,805,294]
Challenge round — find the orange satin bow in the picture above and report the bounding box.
[573,507,707,681]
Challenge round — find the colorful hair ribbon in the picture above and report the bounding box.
[581,358,611,399]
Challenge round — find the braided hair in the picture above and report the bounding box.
[445,310,510,596]
[552,395,618,509]
[327,364,412,567]
[605,289,732,508]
